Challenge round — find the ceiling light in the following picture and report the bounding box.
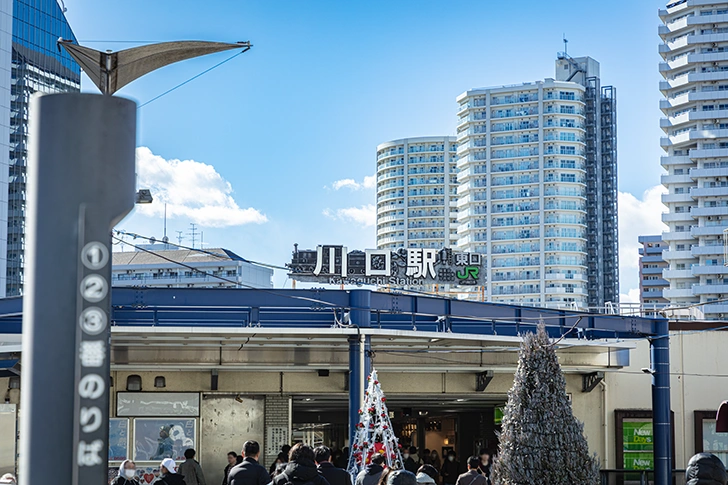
[456,398,466,402]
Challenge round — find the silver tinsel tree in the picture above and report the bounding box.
[347,369,403,481]
[492,324,600,485]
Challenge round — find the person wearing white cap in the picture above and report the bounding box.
[111,459,140,484]
[160,458,187,485]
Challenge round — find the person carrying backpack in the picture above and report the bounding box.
[272,444,330,485]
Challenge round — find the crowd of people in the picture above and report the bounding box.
[107,442,493,485]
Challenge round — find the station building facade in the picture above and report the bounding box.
[0,288,726,483]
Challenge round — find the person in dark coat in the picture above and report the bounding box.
[476,450,490,483]
[440,452,460,485]
[228,441,270,485]
[685,453,728,485]
[222,452,238,485]
[454,457,487,485]
[334,448,349,470]
[272,444,330,485]
[387,470,417,485]
[270,455,286,477]
[315,446,352,485]
[159,458,187,485]
[404,447,419,475]
[428,451,441,472]
[355,453,385,485]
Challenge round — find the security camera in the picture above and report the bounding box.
[641,368,655,375]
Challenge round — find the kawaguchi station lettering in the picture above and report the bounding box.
[288,245,483,286]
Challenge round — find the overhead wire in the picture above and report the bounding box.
[111,236,728,338]
[114,230,288,270]
[112,236,339,308]
[137,49,247,109]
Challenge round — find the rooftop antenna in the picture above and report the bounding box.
[563,34,568,56]
[176,230,184,246]
[162,203,169,246]
[188,222,198,249]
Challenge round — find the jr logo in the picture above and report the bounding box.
[457,266,479,280]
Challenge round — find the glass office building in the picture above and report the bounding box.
[1,0,80,296]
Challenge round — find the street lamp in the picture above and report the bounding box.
[21,39,251,485]
[135,189,153,204]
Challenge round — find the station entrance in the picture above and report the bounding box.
[292,394,505,461]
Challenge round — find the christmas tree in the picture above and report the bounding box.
[347,369,403,480]
[491,324,600,485]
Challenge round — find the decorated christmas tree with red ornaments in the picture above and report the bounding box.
[347,369,403,479]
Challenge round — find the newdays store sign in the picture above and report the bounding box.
[287,245,483,286]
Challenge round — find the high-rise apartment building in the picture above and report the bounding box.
[638,235,669,306]
[456,55,618,308]
[659,0,728,320]
[376,137,458,251]
[0,0,80,297]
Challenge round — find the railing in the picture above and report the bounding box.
[598,469,686,485]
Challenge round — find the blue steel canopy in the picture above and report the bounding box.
[0,287,662,338]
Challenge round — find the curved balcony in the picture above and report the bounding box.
[377,214,403,224]
[377,235,404,245]
[377,226,399,237]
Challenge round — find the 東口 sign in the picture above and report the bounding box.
[288,245,483,286]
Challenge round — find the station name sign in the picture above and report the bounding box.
[288,245,483,286]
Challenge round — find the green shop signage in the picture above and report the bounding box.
[623,421,654,470]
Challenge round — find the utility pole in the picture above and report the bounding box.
[176,231,184,246]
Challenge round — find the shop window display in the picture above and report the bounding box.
[133,418,196,461]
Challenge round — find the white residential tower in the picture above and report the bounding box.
[658,0,728,320]
[376,137,458,251]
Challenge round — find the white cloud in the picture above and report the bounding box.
[620,288,642,304]
[330,175,376,191]
[134,147,267,228]
[618,185,668,299]
[323,204,376,227]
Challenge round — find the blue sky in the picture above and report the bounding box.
[65,0,669,299]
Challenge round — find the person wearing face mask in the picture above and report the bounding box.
[111,459,140,485]
[403,447,419,474]
[439,452,459,485]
